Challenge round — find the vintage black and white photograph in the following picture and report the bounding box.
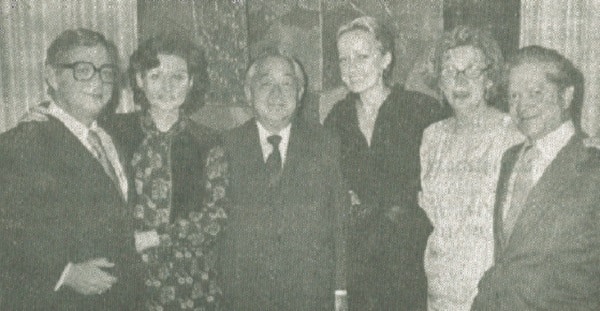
[0,0,599,310]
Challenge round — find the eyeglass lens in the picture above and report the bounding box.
[61,62,116,83]
[442,66,487,79]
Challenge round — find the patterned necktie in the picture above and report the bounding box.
[87,129,120,195]
[266,135,282,187]
[503,144,540,242]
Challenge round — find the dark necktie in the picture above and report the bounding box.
[266,135,282,187]
[87,129,120,195]
[503,143,539,242]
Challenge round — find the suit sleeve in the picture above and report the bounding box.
[473,222,600,310]
[472,160,600,310]
[0,128,72,308]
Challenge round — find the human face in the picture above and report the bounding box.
[48,44,113,126]
[439,45,490,113]
[245,56,302,131]
[136,54,192,112]
[508,62,573,141]
[337,29,391,94]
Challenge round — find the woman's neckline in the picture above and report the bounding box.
[445,108,507,135]
[149,108,180,133]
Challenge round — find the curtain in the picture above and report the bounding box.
[520,0,600,136]
[0,0,137,133]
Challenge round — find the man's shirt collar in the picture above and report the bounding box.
[531,120,575,163]
[256,120,292,164]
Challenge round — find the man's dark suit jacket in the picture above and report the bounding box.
[0,117,143,310]
[220,118,348,311]
[471,134,600,310]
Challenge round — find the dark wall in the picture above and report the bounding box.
[245,0,443,122]
[137,0,248,108]
[444,0,520,58]
[322,1,443,91]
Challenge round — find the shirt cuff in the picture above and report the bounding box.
[335,290,347,296]
[54,262,72,292]
[135,230,160,253]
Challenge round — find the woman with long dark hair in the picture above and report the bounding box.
[104,34,229,310]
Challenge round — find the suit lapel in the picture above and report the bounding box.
[45,117,126,204]
[503,135,585,254]
[494,144,522,257]
[279,119,310,188]
[111,133,133,202]
[247,120,269,174]
[235,120,271,190]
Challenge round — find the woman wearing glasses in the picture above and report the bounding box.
[103,34,229,310]
[419,26,522,310]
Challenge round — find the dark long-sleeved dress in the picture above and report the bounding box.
[324,85,449,310]
[103,113,229,310]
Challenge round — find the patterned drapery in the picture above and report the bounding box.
[520,0,600,136]
[0,0,137,133]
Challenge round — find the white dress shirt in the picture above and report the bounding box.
[256,121,292,166]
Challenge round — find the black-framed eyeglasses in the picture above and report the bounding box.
[55,62,117,83]
[441,64,490,80]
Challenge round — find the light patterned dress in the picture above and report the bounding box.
[419,114,523,311]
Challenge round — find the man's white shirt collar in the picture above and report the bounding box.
[532,120,575,163]
[47,101,97,146]
[528,120,575,183]
[256,120,292,165]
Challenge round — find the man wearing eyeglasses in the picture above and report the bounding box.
[0,29,143,310]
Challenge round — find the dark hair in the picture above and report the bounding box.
[45,28,119,99]
[506,45,584,125]
[129,34,208,115]
[337,16,395,86]
[245,49,306,98]
[430,25,504,103]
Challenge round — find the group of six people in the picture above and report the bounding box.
[0,15,599,311]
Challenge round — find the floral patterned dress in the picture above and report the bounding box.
[131,115,228,311]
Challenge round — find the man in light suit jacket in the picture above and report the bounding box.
[220,51,349,310]
[0,29,143,310]
[471,46,600,310]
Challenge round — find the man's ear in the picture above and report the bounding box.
[296,85,305,102]
[135,73,144,89]
[561,85,575,110]
[244,84,253,107]
[382,51,392,70]
[44,65,58,91]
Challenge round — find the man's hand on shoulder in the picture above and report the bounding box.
[19,104,49,123]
